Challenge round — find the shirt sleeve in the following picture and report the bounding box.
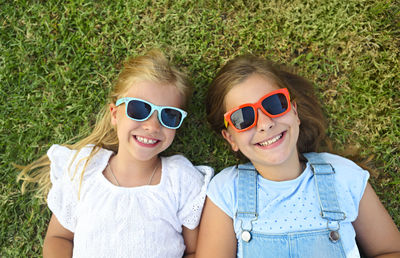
[172,156,214,230]
[319,153,370,222]
[340,160,370,220]
[206,166,238,219]
[46,144,80,232]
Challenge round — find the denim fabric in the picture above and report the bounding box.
[242,229,345,258]
[236,154,347,258]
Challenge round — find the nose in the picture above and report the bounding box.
[256,108,275,131]
[142,111,161,132]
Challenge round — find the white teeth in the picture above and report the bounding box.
[136,136,157,144]
[259,133,283,146]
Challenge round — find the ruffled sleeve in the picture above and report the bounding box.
[169,156,214,230]
[46,144,112,232]
[46,144,80,232]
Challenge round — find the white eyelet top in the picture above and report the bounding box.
[47,144,213,258]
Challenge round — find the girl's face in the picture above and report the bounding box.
[221,74,300,171]
[110,80,183,163]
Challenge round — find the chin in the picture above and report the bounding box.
[262,150,296,166]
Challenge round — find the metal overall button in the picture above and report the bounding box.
[241,230,251,242]
[327,220,340,242]
[329,230,340,242]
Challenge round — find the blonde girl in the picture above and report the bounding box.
[196,55,400,258]
[19,50,213,258]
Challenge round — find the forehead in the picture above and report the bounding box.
[124,80,183,107]
[224,74,280,111]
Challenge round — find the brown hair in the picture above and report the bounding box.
[206,54,331,160]
[17,50,191,201]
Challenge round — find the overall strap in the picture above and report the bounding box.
[235,163,258,242]
[304,153,346,222]
[304,153,346,242]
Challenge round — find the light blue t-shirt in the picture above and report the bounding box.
[207,152,369,257]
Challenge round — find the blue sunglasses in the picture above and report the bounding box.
[116,97,187,129]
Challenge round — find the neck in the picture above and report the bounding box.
[109,152,160,186]
[113,154,159,174]
[253,153,304,182]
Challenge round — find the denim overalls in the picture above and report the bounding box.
[236,153,347,257]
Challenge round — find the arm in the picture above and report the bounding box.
[182,226,198,258]
[195,198,237,258]
[353,183,400,258]
[43,214,74,258]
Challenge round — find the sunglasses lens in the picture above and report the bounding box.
[262,93,288,115]
[161,109,183,128]
[230,106,255,130]
[127,100,152,120]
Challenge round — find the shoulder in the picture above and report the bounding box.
[162,154,197,170]
[206,165,238,218]
[47,144,113,181]
[209,165,238,191]
[47,144,112,163]
[304,152,369,178]
[162,154,214,181]
[304,152,370,219]
[304,152,369,191]
[162,155,214,229]
[161,155,214,201]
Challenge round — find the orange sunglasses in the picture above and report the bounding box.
[223,88,291,132]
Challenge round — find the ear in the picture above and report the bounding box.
[221,129,239,152]
[109,103,118,126]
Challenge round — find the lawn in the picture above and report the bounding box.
[1,0,399,256]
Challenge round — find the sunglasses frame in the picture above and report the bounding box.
[223,88,291,132]
[116,97,187,129]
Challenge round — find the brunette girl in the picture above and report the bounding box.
[196,55,400,258]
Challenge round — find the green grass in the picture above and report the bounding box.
[1,0,399,256]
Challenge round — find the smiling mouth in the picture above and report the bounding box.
[135,136,159,145]
[258,132,285,147]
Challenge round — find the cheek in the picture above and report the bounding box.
[295,113,300,126]
[164,129,176,143]
[287,114,300,139]
[113,108,126,125]
[115,115,140,135]
[231,130,253,148]
[282,110,300,126]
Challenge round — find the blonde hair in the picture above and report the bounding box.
[17,50,191,201]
